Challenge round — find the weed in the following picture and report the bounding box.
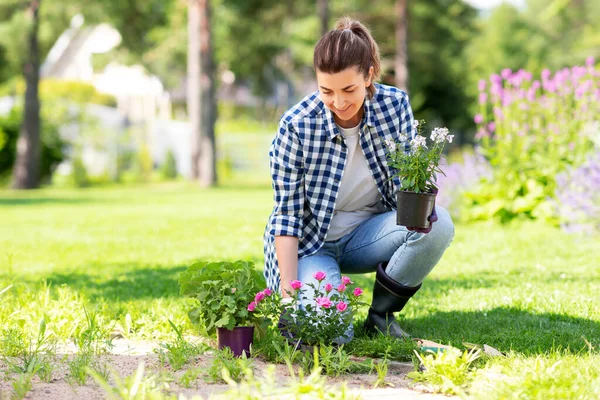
[154,320,208,371]
[206,347,253,384]
[1,318,55,382]
[11,373,33,400]
[408,347,482,395]
[178,367,204,388]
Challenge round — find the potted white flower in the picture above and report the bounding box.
[385,120,453,228]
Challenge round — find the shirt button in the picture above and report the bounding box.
[327,209,333,214]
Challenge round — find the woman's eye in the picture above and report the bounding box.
[323,92,332,95]
[345,90,355,93]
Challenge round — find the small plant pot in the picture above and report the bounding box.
[217,326,254,357]
[396,190,436,228]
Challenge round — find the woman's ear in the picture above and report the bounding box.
[366,66,374,87]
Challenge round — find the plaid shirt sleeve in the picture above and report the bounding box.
[268,121,305,238]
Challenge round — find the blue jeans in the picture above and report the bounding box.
[297,205,454,342]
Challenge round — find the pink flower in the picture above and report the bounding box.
[478,92,488,105]
[290,280,302,290]
[247,301,257,312]
[474,114,483,124]
[341,276,353,285]
[316,297,332,309]
[263,288,272,296]
[488,122,496,133]
[353,287,363,297]
[255,292,266,302]
[313,271,326,281]
[324,283,333,293]
[478,79,486,92]
[337,284,347,293]
[336,302,348,312]
[586,56,595,68]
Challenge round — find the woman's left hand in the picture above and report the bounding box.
[407,207,438,234]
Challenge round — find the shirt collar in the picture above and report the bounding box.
[323,84,378,141]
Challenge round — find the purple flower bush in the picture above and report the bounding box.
[553,151,600,234]
[468,58,599,221]
[249,272,367,346]
[435,149,492,218]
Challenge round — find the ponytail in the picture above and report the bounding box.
[314,16,381,98]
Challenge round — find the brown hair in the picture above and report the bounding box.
[313,16,381,98]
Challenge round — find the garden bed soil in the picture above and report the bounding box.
[0,339,452,400]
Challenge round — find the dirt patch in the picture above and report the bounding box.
[0,339,451,399]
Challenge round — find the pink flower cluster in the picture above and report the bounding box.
[474,57,599,141]
[311,271,362,312]
[248,271,364,314]
[247,287,273,312]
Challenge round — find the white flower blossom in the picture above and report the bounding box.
[430,127,450,144]
[398,134,408,143]
[447,134,454,143]
[384,139,397,151]
[412,120,419,130]
[410,136,427,150]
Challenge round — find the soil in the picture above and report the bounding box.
[0,339,452,399]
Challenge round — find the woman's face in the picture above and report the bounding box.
[316,66,372,128]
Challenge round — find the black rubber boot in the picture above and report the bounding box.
[363,262,421,339]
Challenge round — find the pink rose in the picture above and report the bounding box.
[353,287,363,297]
[290,280,302,290]
[341,276,353,285]
[324,283,333,293]
[247,301,257,312]
[337,284,347,293]
[315,297,332,309]
[313,271,327,281]
[254,292,266,302]
[336,301,348,312]
[263,288,272,296]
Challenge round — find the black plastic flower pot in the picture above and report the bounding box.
[217,326,254,357]
[396,190,436,228]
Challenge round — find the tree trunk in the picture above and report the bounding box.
[13,0,41,189]
[199,0,216,187]
[188,0,201,180]
[317,0,329,37]
[395,0,408,93]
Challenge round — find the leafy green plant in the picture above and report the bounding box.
[385,120,454,193]
[206,347,253,384]
[179,260,264,334]
[154,320,208,371]
[408,347,482,395]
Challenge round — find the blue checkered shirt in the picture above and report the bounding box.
[263,83,415,292]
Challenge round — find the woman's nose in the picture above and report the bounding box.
[334,94,346,109]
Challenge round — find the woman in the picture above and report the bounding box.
[263,16,454,341]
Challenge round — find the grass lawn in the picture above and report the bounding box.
[1,182,599,398]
